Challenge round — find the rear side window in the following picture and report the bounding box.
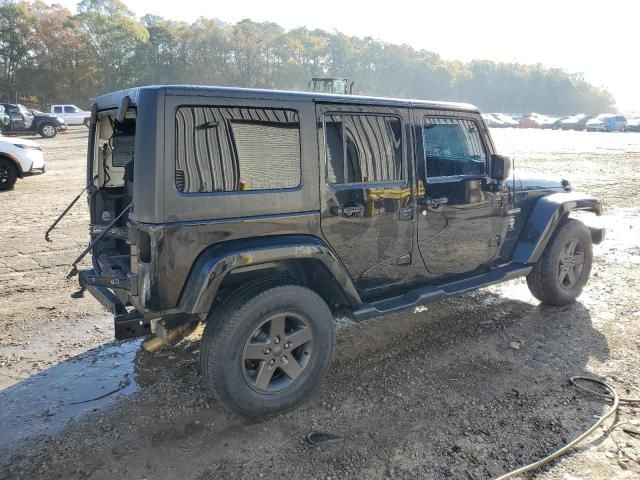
[421,117,487,178]
[324,113,403,185]
[53,106,62,113]
[175,106,301,193]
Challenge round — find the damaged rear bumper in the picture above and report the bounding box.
[77,268,198,340]
[78,269,150,339]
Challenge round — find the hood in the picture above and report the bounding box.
[586,118,604,125]
[35,112,65,123]
[0,136,41,148]
[514,176,571,192]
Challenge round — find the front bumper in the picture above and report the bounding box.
[17,149,45,176]
[24,166,45,176]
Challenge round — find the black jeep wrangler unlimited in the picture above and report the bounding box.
[70,85,604,417]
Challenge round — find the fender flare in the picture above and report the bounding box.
[176,234,361,315]
[511,192,603,264]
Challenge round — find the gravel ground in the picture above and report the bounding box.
[0,127,639,479]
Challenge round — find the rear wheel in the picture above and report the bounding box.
[200,280,335,417]
[39,123,57,138]
[0,158,18,190]
[526,219,593,306]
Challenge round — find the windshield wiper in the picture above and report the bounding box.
[66,203,132,279]
[45,175,98,242]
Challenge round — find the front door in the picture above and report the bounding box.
[414,111,506,276]
[317,104,414,292]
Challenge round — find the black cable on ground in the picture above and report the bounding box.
[496,376,640,480]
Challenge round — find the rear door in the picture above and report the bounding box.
[6,105,25,130]
[317,103,414,292]
[414,110,506,276]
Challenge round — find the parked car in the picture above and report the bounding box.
[518,116,542,128]
[0,134,45,190]
[0,105,9,128]
[625,118,640,132]
[61,86,605,417]
[481,113,506,128]
[540,116,564,129]
[0,103,66,138]
[50,104,91,127]
[491,113,520,127]
[559,114,591,131]
[586,114,627,132]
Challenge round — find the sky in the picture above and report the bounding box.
[49,0,640,111]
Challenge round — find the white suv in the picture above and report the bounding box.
[50,104,91,127]
[0,135,45,190]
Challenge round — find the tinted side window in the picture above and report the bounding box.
[175,106,301,193]
[421,117,487,178]
[53,106,63,113]
[324,114,403,184]
[64,106,76,113]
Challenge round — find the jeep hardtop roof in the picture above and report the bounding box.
[93,85,480,113]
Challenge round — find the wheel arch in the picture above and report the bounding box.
[512,192,603,264]
[176,235,362,317]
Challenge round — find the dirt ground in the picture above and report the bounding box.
[0,127,639,480]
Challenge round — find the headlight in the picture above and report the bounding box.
[14,144,42,151]
[56,117,65,123]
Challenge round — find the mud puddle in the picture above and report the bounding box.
[0,328,141,463]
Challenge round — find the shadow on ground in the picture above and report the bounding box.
[1,291,611,479]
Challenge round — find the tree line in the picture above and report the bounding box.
[0,0,615,115]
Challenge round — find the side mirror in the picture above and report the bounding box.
[491,154,512,181]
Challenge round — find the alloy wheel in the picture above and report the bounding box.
[0,165,8,185]
[558,239,585,288]
[242,312,314,393]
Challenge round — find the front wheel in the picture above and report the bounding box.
[0,157,18,190]
[526,219,593,306]
[200,280,335,417]
[39,123,57,138]
[83,118,91,128]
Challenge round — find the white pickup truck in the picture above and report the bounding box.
[50,105,91,127]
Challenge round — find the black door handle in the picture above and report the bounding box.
[330,205,364,218]
[419,196,449,208]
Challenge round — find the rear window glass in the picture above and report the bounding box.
[323,113,403,184]
[175,106,301,193]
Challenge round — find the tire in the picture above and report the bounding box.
[200,279,335,417]
[526,218,593,306]
[39,123,57,138]
[0,157,18,191]
[83,118,91,128]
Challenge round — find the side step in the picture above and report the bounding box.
[352,264,532,322]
